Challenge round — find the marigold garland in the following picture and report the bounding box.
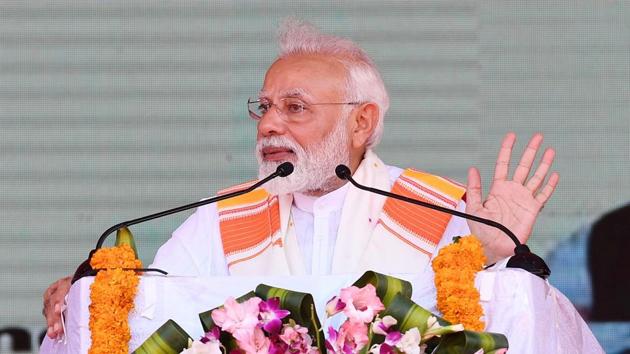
[432,235,486,331]
[88,244,142,354]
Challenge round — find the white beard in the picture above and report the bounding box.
[256,118,350,195]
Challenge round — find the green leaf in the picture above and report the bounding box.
[381,293,451,334]
[115,226,138,258]
[358,273,450,352]
[431,330,509,354]
[255,284,325,353]
[132,319,191,354]
[352,271,412,307]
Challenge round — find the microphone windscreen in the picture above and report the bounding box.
[276,162,294,177]
[335,165,352,179]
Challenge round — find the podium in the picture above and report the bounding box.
[40,267,603,353]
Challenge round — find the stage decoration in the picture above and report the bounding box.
[88,233,142,354]
[324,281,464,353]
[432,235,487,331]
[133,271,507,354]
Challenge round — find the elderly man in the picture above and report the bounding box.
[43,20,558,339]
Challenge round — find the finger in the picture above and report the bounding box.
[47,321,60,339]
[46,325,55,338]
[535,172,560,204]
[45,302,58,327]
[52,322,61,338]
[45,311,58,332]
[513,133,544,184]
[46,303,63,338]
[493,132,516,181]
[526,148,556,192]
[466,167,483,209]
[45,293,62,326]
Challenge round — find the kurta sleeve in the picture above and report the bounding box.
[150,202,228,276]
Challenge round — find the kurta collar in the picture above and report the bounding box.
[292,183,350,214]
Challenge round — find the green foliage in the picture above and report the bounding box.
[132,319,191,354]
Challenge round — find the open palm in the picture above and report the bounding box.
[466,133,560,264]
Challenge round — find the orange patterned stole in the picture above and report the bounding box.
[375,169,466,258]
[216,181,281,269]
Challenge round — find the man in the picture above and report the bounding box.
[43,19,558,339]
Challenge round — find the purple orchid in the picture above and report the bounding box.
[258,297,290,334]
[372,315,398,336]
[377,343,396,354]
[268,335,289,354]
[325,296,346,317]
[325,326,340,353]
[200,327,221,344]
[384,331,402,346]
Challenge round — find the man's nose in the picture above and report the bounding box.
[257,106,288,137]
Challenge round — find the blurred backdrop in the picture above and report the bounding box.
[1,1,628,353]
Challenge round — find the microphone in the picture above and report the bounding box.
[335,164,551,279]
[71,162,294,283]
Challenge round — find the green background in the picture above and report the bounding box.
[1,1,628,352]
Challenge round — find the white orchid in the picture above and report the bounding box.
[421,316,464,342]
[395,327,421,354]
[180,339,223,354]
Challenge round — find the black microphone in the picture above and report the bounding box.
[335,164,551,279]
[71,162,294,283]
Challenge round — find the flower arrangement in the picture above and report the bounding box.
[324,283,464,354]
[432,235,486,331]
[134,270,507,354]
[180,296,317,353]
[88,243,142,354]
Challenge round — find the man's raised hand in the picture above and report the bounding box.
[465,133,560,264]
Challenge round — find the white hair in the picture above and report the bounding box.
[276,19,390,148]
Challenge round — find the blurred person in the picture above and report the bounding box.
[547,202,630,353]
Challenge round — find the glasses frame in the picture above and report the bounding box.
[247,97,362,121]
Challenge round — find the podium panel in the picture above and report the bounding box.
[40,268,603,353]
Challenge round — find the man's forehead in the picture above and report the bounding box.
[258,88,314,100]
[260,55,347,100]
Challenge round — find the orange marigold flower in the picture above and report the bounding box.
[432,235,486,331]
[89,245,142,353]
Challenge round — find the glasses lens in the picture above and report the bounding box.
[247,98,262,120]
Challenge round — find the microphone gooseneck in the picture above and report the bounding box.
[72,162,294,283]
[94,162,293,250]
[335,164,551,279]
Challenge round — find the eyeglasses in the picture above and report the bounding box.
[247,97,361,122]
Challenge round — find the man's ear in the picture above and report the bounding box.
[350,102,380,149]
